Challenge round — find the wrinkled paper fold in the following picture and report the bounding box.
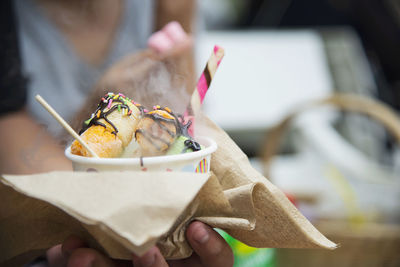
[0,116,336,266]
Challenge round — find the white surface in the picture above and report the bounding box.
[196,30,333,130]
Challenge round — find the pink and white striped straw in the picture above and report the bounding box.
[189,45,225,115]
[194,45,224,107]
[185,45,224,136]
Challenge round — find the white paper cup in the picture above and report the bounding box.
[65,136,217,173]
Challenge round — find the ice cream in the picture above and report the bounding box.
[71,93,142,157]
[135,105,202,157]
[71,93,202,158]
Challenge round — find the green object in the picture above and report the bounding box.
[166,136,190,155]
[217,229,276,267]
[166,136,203,155]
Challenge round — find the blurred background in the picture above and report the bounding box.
[195,0,400,266]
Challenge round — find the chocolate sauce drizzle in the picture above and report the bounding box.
[183,139,201,152]
[79,93,201,154]
[135,111,178,151]
[135,108,200,153]
[79,93,142,135]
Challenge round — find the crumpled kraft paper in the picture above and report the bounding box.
[0,115,336,266]
[199,116,336,249]
[0,172,224,266]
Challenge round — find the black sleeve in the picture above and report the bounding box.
[0,0,28,116]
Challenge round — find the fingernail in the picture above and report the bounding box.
[193,224,210,244]
[141,248,156,266]
[163,21,186,42]
[148,31,173,53]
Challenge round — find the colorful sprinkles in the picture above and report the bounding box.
[79,92,143,135]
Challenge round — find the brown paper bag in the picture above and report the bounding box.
[0,114,336,266]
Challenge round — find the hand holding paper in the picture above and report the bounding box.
[50,221,234,267]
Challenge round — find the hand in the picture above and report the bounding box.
[47,221,233,267]
[133,221,234,267]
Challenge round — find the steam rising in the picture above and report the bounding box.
[73,55,193,134]
[124,58,190,115]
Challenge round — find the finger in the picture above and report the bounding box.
[62,235,88,257]
[186,221,234,267]
[46,244,67,267]
[148,31,174,54]
[132,246,169,267]
[150,37,192,63]
[148,22,192,58]
[162,21,187,43]
[66,248,116,267]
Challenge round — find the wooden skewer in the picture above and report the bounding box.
[35,95,99,158]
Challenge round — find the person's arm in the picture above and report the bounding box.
[0,110,72,174]
[0,1,71,174]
